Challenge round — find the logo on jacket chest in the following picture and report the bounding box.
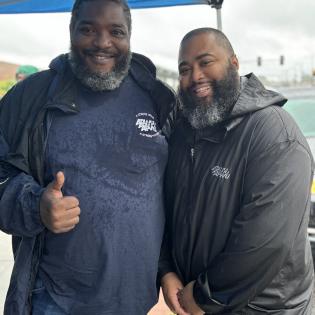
[135,113,159,138]
[211,165,231,180]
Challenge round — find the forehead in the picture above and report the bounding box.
[75,1,128,27]
[179,33,228,65]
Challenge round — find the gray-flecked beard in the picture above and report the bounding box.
[68,46,131,92]
[179,62,240,129]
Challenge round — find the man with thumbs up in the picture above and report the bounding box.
[40,172,81,234]
[0,0,176,314]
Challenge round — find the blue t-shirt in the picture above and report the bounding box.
[39,75,168,315]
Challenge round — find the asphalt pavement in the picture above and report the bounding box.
[0,231,14,314]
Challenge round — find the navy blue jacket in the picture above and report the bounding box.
[0,53,177,315]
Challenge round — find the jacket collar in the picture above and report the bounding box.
[46,53,175,118]
[178,118,228,145]
[180,73,287,144]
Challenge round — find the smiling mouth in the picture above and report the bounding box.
[193,85,211,98]
[86,52,115,65]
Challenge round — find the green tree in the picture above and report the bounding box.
[0,80,15,98]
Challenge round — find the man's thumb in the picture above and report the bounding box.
[51,171,65,192]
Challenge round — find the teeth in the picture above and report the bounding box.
[94,55,111,60]
[195,86,210,94]
[196,87,209,93]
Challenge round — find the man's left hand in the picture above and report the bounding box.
[177,281,205,315]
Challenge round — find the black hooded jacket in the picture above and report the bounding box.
[160,74,314,314]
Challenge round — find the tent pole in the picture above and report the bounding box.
[209,0,224,30]
[216,7,222,30]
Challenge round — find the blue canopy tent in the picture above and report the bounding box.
[0,0,224,29]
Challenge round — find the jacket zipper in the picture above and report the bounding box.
[189,131,196,215]
[184,143,196,281]
[190,147,195,162]
[188,145,195,220]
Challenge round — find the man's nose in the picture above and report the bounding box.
[191,66,205,83]
[93,32,112,49]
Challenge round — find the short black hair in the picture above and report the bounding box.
[70,0,132,33]
[181,27,235,56]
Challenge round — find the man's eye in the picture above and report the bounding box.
[79,26,95,35]
[112,29,126,37]
[201,60,213,66]
[179,68,190,75]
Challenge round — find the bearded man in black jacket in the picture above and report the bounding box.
[159,28,314,315]
[0,1,176,314]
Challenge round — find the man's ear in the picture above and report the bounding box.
[231,55,239,70]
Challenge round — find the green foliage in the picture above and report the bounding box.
[0,80,15,98]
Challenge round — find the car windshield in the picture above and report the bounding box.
[283,95,315,159]
[284,98,315,137]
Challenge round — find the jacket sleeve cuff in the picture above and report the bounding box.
[157,262,176,284]
[193,274,225,314]
[0,173,46,236]
[18,178,46,234]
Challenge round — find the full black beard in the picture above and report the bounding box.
[68,45,131,92]
[179,62,240,129]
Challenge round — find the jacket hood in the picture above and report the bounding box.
[47,53,160,100]
[178,73,288,136]
[49,53,68,75]
[230,73,287,119]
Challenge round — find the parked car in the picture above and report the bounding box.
[280,87,315,257]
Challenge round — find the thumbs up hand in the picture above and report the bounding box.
[40,171,80,234]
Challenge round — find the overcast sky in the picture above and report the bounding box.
[0,0,314,78]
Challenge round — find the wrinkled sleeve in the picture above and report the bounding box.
[0,86,45,237]
[158,227,176,283]
[158,100,181,283]
[193,124,313,313]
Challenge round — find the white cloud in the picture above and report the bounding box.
[0,0,314,78]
